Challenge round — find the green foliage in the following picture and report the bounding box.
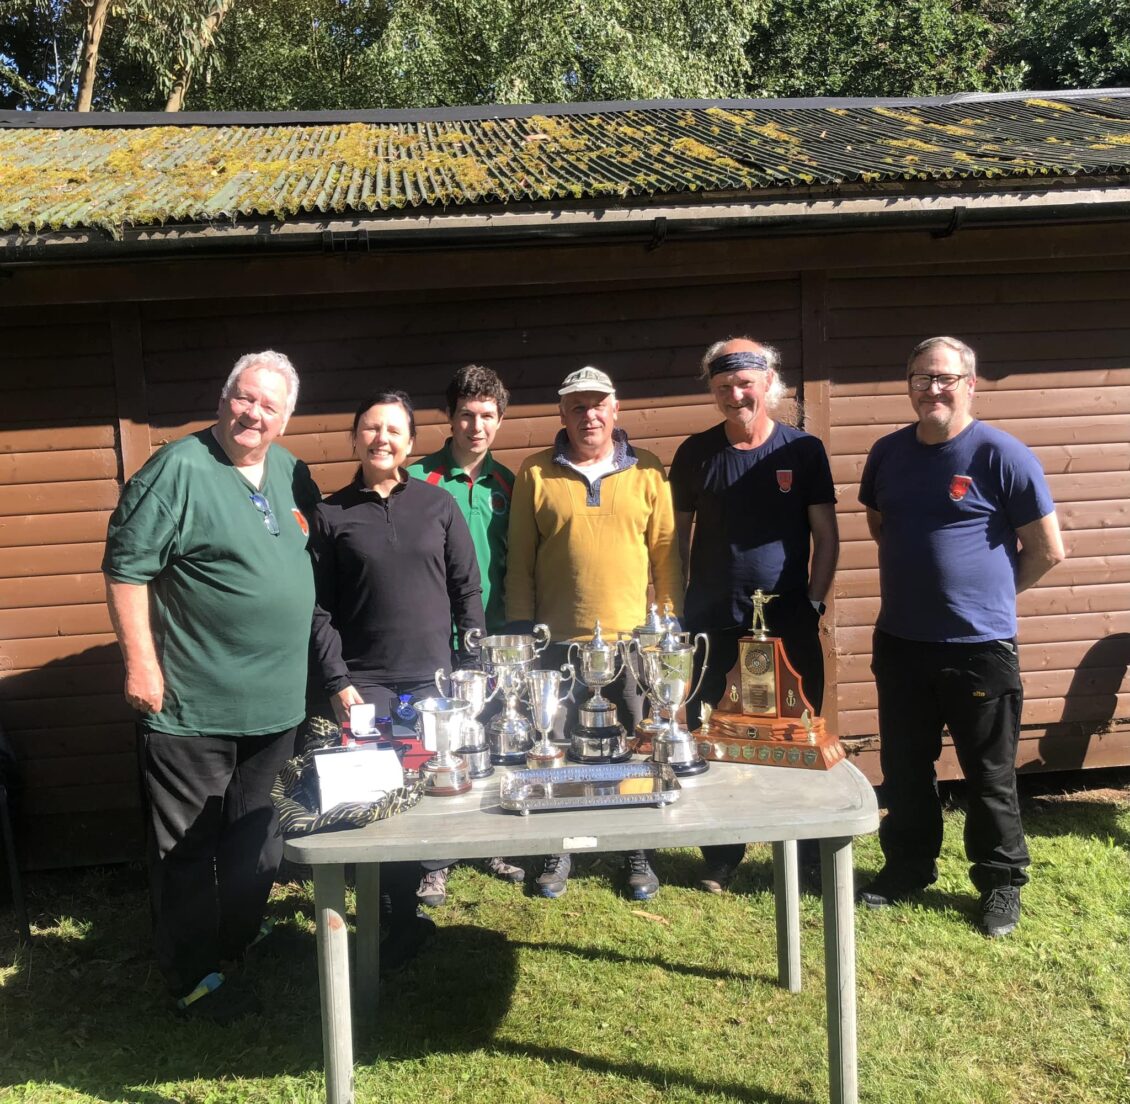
[746,0,1023,98]
[1005,0,1130,90]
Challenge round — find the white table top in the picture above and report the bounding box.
[284,758,879,865]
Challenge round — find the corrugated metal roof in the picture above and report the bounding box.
[2,92,1130,234]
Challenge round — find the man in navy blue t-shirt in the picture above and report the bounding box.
[670,337,839,894]
[857,335,1064,937]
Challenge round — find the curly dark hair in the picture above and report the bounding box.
[445,364,510,418]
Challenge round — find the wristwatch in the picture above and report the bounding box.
[810,599,826,616]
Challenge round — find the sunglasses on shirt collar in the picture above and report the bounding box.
[249,492,280,536]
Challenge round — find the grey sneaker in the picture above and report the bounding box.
[625,850,659,901]
[537,854,572,898]
[416,867,448,907]
[978,886,1021,938]
[486,856,525,883]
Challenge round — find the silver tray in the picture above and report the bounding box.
[498,762,681,815]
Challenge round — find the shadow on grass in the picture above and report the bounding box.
[493,1040,814,1104]
[508,937,777,986]
[373,926,810,1104]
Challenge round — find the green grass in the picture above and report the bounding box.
[2,781,1128,1104]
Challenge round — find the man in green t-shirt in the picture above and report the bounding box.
[407,364,524,893]
[103,350,318,1024]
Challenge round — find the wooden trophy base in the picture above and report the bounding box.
[696,714,845,770]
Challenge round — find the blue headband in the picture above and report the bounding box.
[707,351,770,377]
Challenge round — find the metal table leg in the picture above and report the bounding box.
[820,836,858,1104]
[354,862,381,1009]
[314,864,353,1104]
[772,838,802,992]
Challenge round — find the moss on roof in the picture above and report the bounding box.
[2,94,1130,234]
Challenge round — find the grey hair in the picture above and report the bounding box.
[906,336,977,377]
[699,337,787,407]
[220,350,300,420]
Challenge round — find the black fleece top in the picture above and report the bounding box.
[310,474,485,693]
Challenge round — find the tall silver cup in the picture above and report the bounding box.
[525,663,575,768]
[465,625,551,764]
[642,632,710,776]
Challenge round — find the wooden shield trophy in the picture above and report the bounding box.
[696,589,845,770]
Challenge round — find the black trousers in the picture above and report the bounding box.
[871,629,1030,891]
[139,725,295,998]
[695,592,825,872]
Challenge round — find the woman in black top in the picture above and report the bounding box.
[309,390,485,970]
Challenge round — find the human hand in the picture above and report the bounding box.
[124,660,164,714]
[331,685,365,725]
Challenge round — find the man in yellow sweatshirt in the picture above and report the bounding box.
[506,365,683,900]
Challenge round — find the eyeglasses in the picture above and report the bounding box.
[908,373,970,392]
[249,492,280,535]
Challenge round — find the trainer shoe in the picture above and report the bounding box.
[537,853,572,898]
[486,856,526,883]
[978,886,1021,938]
[625,850,660,901]
[416,867,448,907]
[698,862,736,895]
[855,868,933,909]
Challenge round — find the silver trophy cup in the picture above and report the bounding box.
[435,668,498,778]
[642,631,710,776]
[525,663,575,769]
[622,600,687,743]
[465,624,551,764]
[415,696,474,796]
[566,621,631,763]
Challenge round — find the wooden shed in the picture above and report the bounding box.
[1,90,1128,869]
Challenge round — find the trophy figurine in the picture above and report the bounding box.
[641,626,710,775]
[525,663,575,769]
[566,621,631,763]
[465,624,551,765]
[435,667,498,778]
[415,696,473,796]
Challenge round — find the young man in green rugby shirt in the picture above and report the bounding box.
[407,364,523,896]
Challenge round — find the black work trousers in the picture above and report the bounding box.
[871,629,1030,892]
[695,592,825,872]
[139,725,295,998]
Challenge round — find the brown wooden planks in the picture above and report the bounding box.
[0,572,106,609]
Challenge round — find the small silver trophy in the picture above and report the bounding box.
[415,696,474,796]
[465,625,551,765]
[641,627,711,776]
[566,621,631,763]
[525,663,575,768]
[435,667,498,778]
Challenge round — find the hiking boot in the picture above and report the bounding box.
[698,861,736,895]
[174,973,260,1026]
[416,867,448,907]
[537,854,572,898]
[855,868,932,909]
[625,850,660,901]
[486,856,526,883]
[380,912,437,976]
[978,886,1021,938]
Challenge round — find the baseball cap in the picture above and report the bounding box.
[558,366,616,396]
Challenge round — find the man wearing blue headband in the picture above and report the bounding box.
[669,337,839,894]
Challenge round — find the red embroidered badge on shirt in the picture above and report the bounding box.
[948,475,973,502]
[292,508,310,536]
[776,469,793,493]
